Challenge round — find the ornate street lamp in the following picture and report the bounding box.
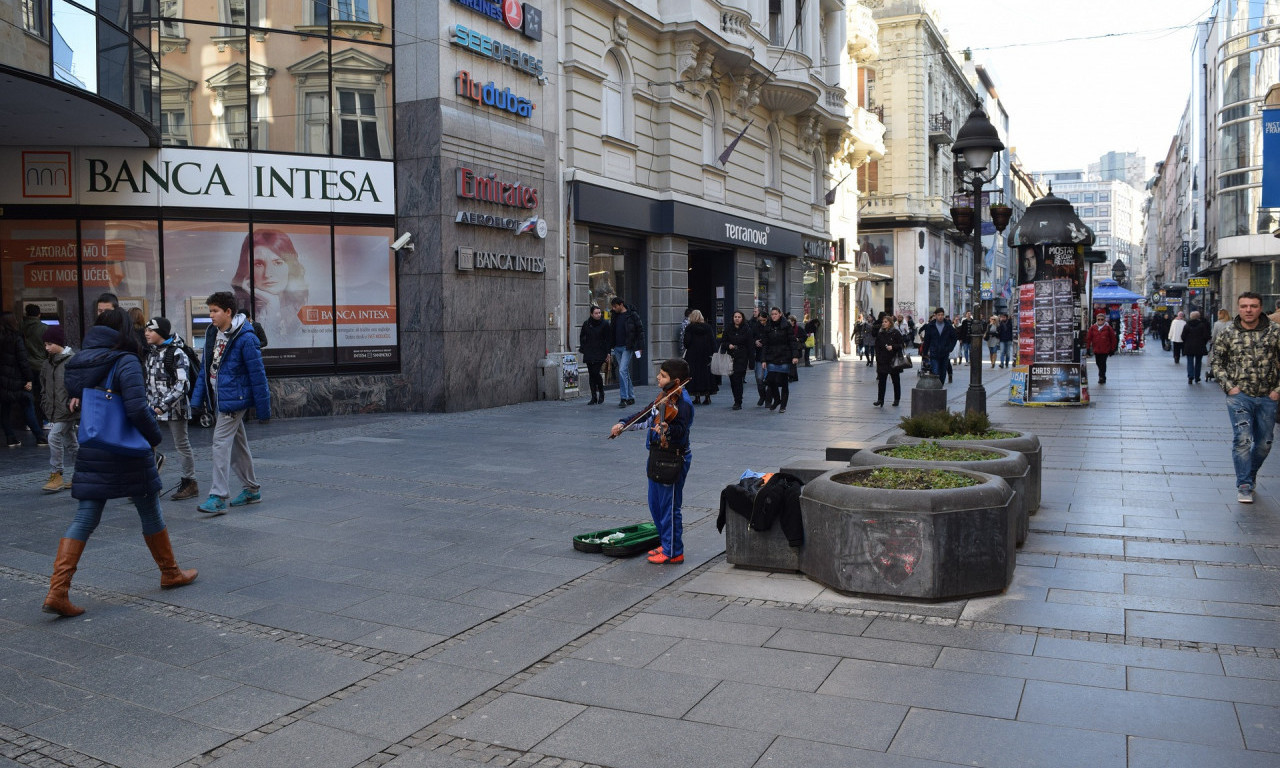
[951,107,1007,415]
[1111,258,1128,288]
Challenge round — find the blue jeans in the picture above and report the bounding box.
[612,346,634,401]
[999,340,1013,366]
[647,449,691,557]
[64,493,166,542]
[1227,393,1277,491]
[930,354,947,377]
[1186,355,1203,381]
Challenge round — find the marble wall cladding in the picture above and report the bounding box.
[269,373,413,418]
[443,328,543,410]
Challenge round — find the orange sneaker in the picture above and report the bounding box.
[647,547,664,556]
[647,552,684,564]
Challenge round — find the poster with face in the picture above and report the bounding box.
[858,232,893,266]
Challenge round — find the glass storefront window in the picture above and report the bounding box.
[162,220,248,354]
[250,30,329,153]
[802,262,827,336]
[53,0,98,91]
[589,233,645,387]
[0,220,83,344]
[335,226,397,364]
[80,219,161,323]
[755,256,783,313]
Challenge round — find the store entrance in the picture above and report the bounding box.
[687,245,735,336]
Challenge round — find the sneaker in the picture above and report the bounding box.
[42,471,65,494]
[6,438,19,448]
[1238,488,1254,504]
[647,552,684,564]
[197,495,227,515]
[172,478,200,501]
[229,488,262,507]
[35,435,48,447]
[154,452,165,472]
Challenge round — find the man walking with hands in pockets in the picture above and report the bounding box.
[1209,292,1280,503]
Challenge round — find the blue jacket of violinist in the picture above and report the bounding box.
[619,388,694,451]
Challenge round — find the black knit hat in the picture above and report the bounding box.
[145,317,172,338]
[42,325,66,346]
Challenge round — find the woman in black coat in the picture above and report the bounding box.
[578,306,613,404]
[0,312,46,447]
[1181,310,1212,384]
[720,310,754,410]
[682,309,717,404]
[42,309,197,617]
[873,314,905,407]
[761,307,801,413]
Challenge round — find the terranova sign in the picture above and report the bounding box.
[3,147,394,215]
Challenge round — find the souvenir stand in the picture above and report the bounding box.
[1006,192,1096,407]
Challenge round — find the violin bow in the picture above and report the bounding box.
[608,381,686,438]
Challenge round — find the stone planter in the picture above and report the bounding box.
[724,511,800,572]
[849,444,1031,546]
[799,467,1016,600]
[888,429,1041,514]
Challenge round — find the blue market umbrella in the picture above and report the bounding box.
[1092,279,1145,303]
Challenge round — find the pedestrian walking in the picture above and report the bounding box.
[1208,308,1232,382]
[857,315,876,365]
[42,308,197,617]
[720,310,753,410]
[609,297,645,408]
[752,308,770,406]
[997,313,1014,368]
[578,305,613,405]
[873,314,904,407]
[21,304,48,424]
[143,317,199,499]
[953,311,973,366]
[0,312,46,448]
[1182,310,1212,384]
[682,309,716,404]
[985,315,1000,368]
[1085,312,1118,384]
[1208,292,1280,503]
[802,317,820,366]
[190,291,271,516]
[1169,311,1187,363]
[39,325,77,493]
[920,307,957,379]
[610,358,693,564]
[761,307,800,413]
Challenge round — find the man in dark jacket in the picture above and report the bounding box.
[1181,310,1213,384]
[953,311,973,366]
[191,291,271,515]
[920,307,957,378]
[609,297,645,408]
[997,313,1015,367]
[21,304,48,424]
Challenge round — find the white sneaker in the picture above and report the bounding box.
[1238,488,1254,503]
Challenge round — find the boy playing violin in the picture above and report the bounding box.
[610,359,694,563]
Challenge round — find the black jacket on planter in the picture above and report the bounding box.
[578,317,613,365]
[761,318,800,365]
[65,327,163,501]
[1182,317,1212,357]
[720,322,754,374]
[682,321,717,394]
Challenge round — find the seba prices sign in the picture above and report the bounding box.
[5,147,393,214]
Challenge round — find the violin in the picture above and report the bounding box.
[609,381,686,441]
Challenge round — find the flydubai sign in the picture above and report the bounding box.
[3,147,394,214]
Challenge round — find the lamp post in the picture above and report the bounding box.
[950,107,1008,415]
[1111,258,1128,288]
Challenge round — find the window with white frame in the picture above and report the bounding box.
[702,93,721,166]
[22,0,45,36]
[160,0,183,37]
[602,50,632,141]
[226,0,262,26]
[812,150,825,204]
[225,97,259,149]
[338,89,380,157]
[304,92,329,153]
[310,0,375,24]
[206,61,272,149]
[161,110,191,145]
[290,47,390,159]
[766,124,781,189]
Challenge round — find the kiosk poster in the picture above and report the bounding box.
[1026,363,1083,404]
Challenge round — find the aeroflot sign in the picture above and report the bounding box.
[4,147,394,214]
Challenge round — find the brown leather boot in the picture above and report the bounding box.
[43,538,86,616]
[172,478,199,501]
[143,529,198,589]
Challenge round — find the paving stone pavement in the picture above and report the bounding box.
[0,347,1276,768]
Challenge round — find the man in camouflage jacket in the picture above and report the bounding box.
[1209,291,1280,503]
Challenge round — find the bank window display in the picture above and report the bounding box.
[80,220,161,319]
[334,226,397,364]
[0,220,83,342]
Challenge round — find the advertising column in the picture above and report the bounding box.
[1008,243,1090,406]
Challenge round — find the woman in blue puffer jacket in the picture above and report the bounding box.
[42,309,197,617]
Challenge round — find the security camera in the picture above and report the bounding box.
[391,232,414,251]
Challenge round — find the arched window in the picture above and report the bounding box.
[812,150,825,204]
[602,50,628,140]
[765,123,782,188]
[702,93,722,166]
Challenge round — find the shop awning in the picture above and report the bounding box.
[1092,279,1145,303]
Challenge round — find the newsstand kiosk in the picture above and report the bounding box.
[1006,193,1096,407]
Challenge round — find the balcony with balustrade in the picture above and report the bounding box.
[847,3,879,63]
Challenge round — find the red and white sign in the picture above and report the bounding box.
[502,0,523,30]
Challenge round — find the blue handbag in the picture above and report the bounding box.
[78,358,153,457]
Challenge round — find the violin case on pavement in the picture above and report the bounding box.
[573,523,659,556]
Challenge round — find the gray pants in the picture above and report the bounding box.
[210,409,259,499]
[163,418,196,480]
[48,421,78,474]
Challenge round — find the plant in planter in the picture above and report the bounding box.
[799,466,1016,600]
[849,443,1032,547]
[890,410,1041,515]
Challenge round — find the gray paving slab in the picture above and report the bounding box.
[647,636,840,691]
[189,641,379,700]
[764,626,942,666]
[1127,610,1279,647]
[1125,540,1262,564]
[382,748,481,768]
[173,685,308,734]
[443,693,585,750]
[934,646,1126,688]
[521,579,654,625]
[752,736,965,768]
[570,629,681,667]
[1128,666,1280,706]
[685,680,907,751]
[512,657,718,718]
[337,592,503,635]
[25,696,231,768]
[50,652,240,714]
[427,614,589,675]
[1016,679,1244,747]
[890,709,1126,768]
[1128,737,1280,768]
[960,596,1125,634]
[614,611,779,645]
[1030,635,1226,674]
[306,660,505,741]
[1223,654,1280,680]
[861,617,1038,654]
[0,661,96,728]
[201,720,384,768]
[1236,702,1280,752]
[710,602,876,634]
[533,706,774,768]
[817,658,1025,718]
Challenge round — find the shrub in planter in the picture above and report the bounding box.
[890,411,1041,514]
[849,443,1031,546]
[799,466,1015,600]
